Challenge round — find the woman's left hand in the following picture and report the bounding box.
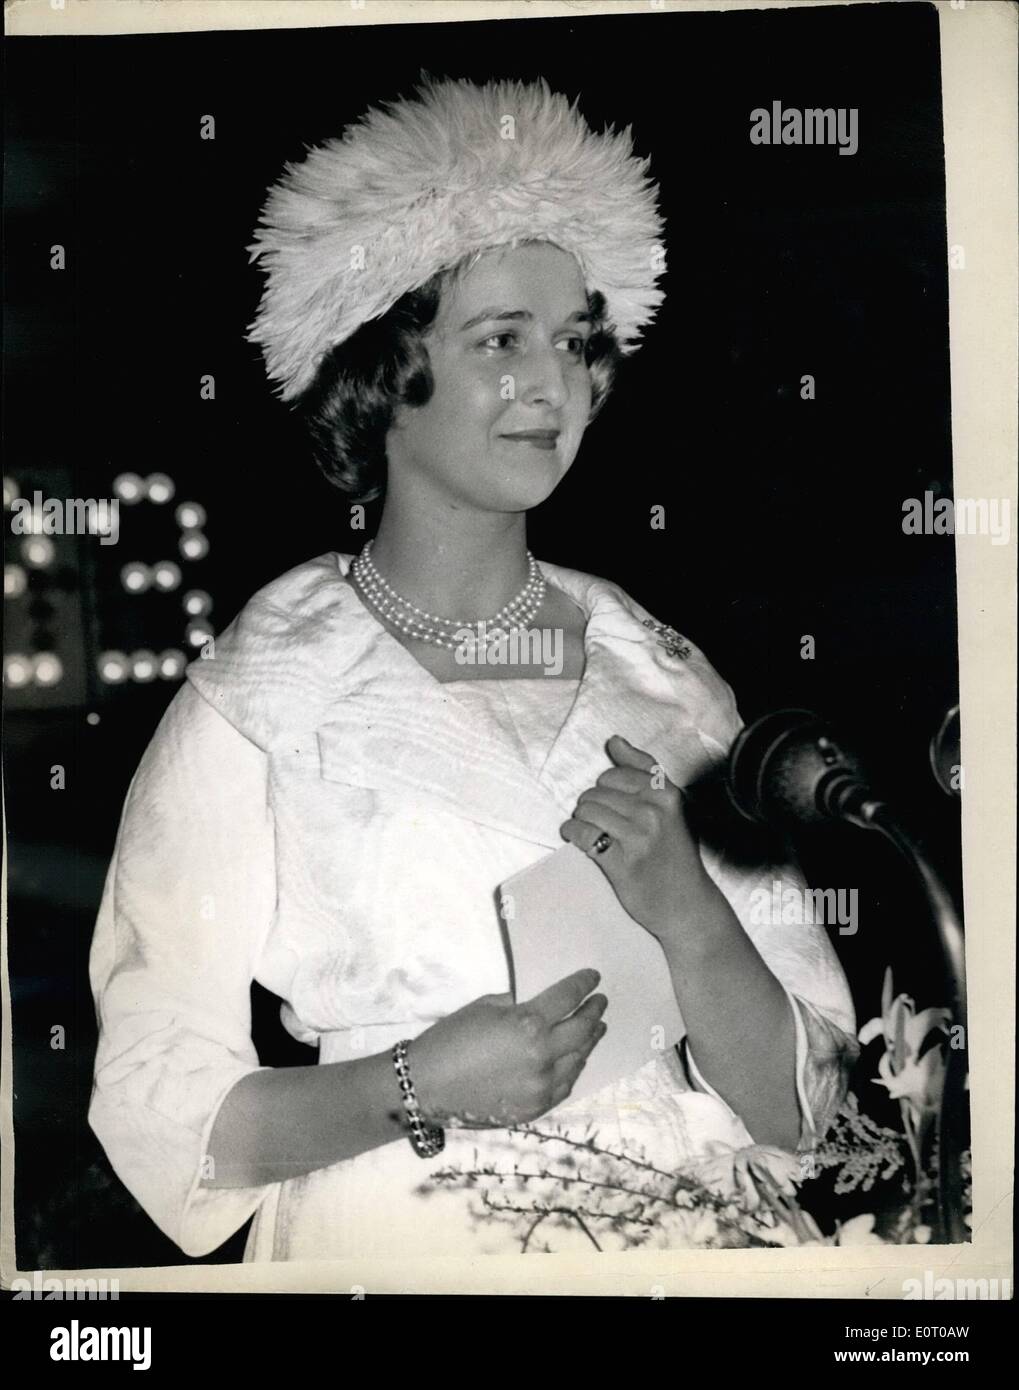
[559,734,715,938]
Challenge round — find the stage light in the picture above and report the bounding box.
[120,561,152,593]
[4,654,34,688]
[22,535,56,569]
[153,560,182,591]
[33,652,64,687]
[113,472,145,503]
[158,648,187,680]
[3,477,18,510]
[182,588,212,617]
[98,651,130,684]
[4,564,27,599]
[85,504,117,536]
[186,620,214,649]
[179,530,209,561]
[130,650,158,683]
[175,501,206,530]
[146,473,176,504]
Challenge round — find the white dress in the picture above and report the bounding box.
[87,552,859,1261]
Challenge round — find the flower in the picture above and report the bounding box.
[690,1143,824,1245]
[693,1143,803,1211]
[874,1046,946,1112]
[835,1213,885,1246]
[859,968,950,1130]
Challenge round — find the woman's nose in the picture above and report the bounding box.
[520,346,570,409]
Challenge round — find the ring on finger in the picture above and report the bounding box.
[591,831,613,855]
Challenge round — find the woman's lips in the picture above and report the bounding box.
[500,431,559,452]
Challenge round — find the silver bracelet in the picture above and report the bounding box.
[392,1039,445,1159]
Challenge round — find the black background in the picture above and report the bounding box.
[4,0,966,1271]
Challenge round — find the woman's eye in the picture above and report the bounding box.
[480,332,518,352]
[477,331,587,356]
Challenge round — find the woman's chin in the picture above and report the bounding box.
[488,462,572,511]
[492,482,564,514]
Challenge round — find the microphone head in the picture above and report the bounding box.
[728,708,871,827]
[930,703,961,798]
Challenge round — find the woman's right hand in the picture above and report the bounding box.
[408,969,608,1128]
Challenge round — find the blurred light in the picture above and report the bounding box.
[85,502,117,536]
[146,473,176,504]
[113,472,145,503]
[3,477,19,509]
[158,648,187,680]
[98,650,130,684]
[153,560,182,591]
[22,535,56,568]
[33,652,64,687]
[4,654,33,688]
[182,588,212,617]
[121,561,152,593]
[86,711,101,726]
[179,530,209,561]
[4,564,28,599]
[175,501,206,530]
[131,650,158,683]
[186,620,215,648]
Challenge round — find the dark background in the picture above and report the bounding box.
[4,0,964,1269]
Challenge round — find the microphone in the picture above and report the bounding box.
[929,703,961,798]
[727,707,968,1242]
[727,708,884,830]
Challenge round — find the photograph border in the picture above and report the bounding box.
[1,0,1015,1298]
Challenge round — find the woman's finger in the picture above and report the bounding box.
[549,994,608,1057]
[549,1070,576,1108]
[577,786,639,822]
[595,765,649,793]
[524,968,601,1025]
[572,796,631,842]
[606,733,657,772]
[551,1024,606,1092]
[560,808,629,855]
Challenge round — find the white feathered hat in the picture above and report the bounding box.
[245,75,666,401]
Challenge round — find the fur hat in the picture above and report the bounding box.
[245,75,666,401]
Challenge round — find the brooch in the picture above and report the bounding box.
[642,618,692,660]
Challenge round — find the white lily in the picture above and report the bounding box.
[859,968,951,1217]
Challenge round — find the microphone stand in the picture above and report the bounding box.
[729,711,970,1243]
[831,784,969,1244]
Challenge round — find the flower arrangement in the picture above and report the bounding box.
[422,1124,823,1252]
[419,969,970,1250]
[809,968,969,1244]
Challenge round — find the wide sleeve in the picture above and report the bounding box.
[88,679,279,1257]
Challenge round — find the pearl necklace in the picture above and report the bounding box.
[351,540,546,652]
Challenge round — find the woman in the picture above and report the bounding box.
[88,76,858,1261]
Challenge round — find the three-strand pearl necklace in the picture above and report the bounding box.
[351,540,546,654]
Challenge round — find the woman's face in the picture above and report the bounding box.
[386,241,595,514]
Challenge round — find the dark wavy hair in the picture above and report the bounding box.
[297,249,623,503]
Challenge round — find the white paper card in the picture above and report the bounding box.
[499,843,686,1100]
